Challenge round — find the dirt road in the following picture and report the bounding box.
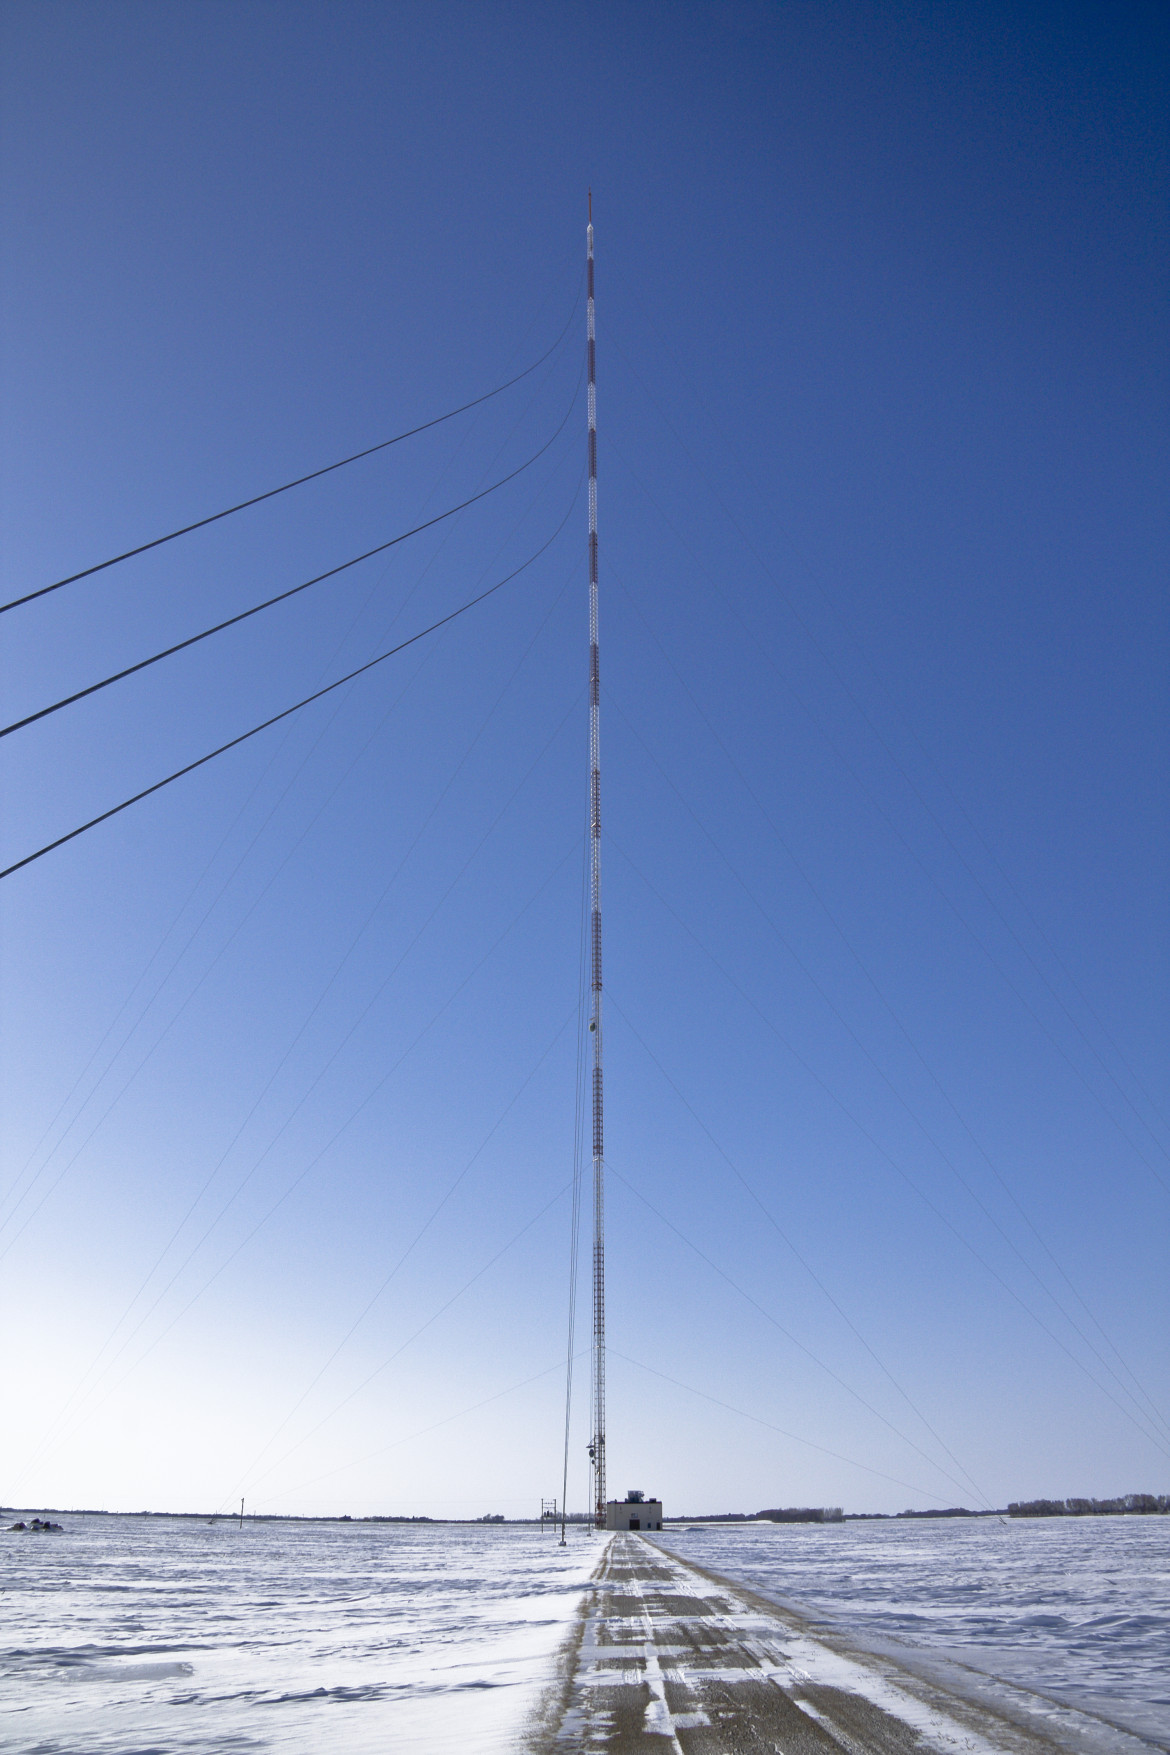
[525,1533,1161,1755]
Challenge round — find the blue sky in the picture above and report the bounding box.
[1,0,1166,1518]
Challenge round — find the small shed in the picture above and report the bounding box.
[605,1490,663,1531]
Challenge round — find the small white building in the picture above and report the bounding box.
[605,1490,663,1531]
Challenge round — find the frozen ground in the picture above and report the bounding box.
[657,1515,1170,1745]
[3,1510,1166,1751]
[0,1511,599,1753]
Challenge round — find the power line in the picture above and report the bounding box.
[0,284,581,618]
[225,1001,581,1510]
[608,352,1170,1184]
[604,890,1170,1460]
[612,1351,951,1505]
[0,547,582,1289]
[601,973,999,1500]
[21,564,585,1469]
[606,690,1170,1446]
[620,293,1170,1156]
[605,562,1170,1444]
[14,831,583,1483]
[1,391,579,743]
[237,1179,573,1503]
[607,1158,994,1508]
[2,614,584,1297]
[0,494,579,883]
[251,1353,582,1510]
[0,354,582,1222]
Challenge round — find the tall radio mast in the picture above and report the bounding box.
[586,194,607,1528]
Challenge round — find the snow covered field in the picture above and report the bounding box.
[2,1510,1167,1751]
[658,1514,1170,1745]
[0,1513,598,1753]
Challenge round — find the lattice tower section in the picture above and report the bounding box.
[586,201,606,1529]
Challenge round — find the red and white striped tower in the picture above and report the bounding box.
[586,195,607,1528]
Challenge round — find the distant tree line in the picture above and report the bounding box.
[756,1507,844,1523]
[676,1494,1170,1524]
[894,1506,987,1518]
[674,1507,844,1523]
[364,1514,435,1522]
[1008,1494,1169,1517]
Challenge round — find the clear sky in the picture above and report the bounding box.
[1,0,1166,1519]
